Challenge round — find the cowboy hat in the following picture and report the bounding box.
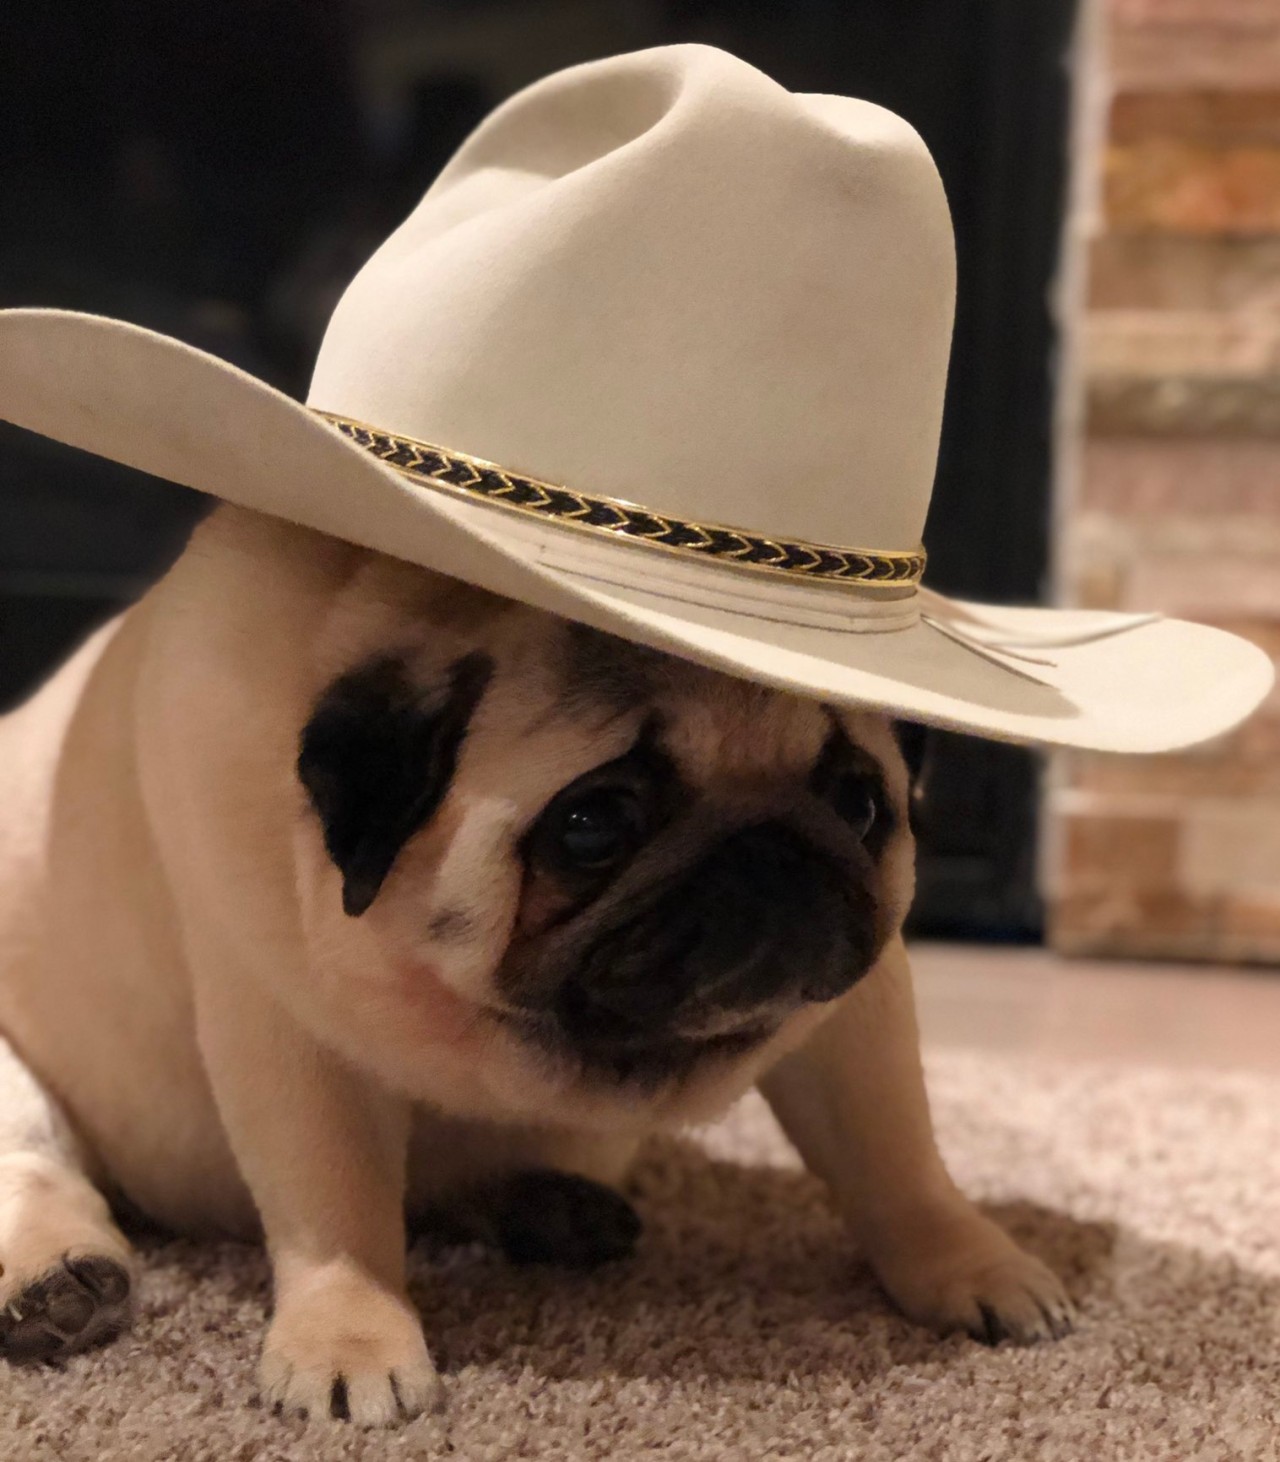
[0,44,1269,751]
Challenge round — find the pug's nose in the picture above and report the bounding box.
[681,819,864,1007]
[558,818,874,1043]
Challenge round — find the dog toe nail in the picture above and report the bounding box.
[975,1303,1005,1346]
[329,1377,351,1421]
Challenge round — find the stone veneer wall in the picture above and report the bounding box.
[1048,0,1280,961]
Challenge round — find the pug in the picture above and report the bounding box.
[0,504,1073,1425]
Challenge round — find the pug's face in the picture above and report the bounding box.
[288,566,915,1129]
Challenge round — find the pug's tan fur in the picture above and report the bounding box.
[0,506,1071,1425]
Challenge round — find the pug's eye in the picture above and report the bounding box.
[539,788,648,873]
[829,774,879,841]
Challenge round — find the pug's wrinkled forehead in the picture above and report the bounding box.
[552,622,912,847]
[554,622,836,784]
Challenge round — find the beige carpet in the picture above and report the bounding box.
[5,1052,1278,1462]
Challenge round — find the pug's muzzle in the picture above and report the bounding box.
[501,804,877,1080]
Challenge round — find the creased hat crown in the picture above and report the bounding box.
[309,44,956,555]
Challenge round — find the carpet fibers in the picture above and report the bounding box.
[4,1052,1277,1461]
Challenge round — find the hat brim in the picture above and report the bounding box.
[0,308,1271,752]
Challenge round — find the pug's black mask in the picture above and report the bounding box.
[496,729,894,1084]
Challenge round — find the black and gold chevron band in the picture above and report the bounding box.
[315,412,926,592]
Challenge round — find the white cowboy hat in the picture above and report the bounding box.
[0,45,1269,751]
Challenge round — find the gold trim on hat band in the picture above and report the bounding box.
[315,412,926,592]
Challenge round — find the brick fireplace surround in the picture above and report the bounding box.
[1048,0,1280,960]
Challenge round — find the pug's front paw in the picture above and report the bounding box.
[868,1199,1075,1346]
[259,1264,441,1427]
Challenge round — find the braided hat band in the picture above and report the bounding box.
[317,413,926,594]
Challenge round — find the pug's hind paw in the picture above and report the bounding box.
[492,1169,641,1269]
[0,1251,134,1362]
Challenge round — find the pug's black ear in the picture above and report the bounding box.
[893,720,929,787]
[893,719,932,836]
[298,652,493,917]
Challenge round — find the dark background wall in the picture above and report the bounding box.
[0,0,1078,939]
